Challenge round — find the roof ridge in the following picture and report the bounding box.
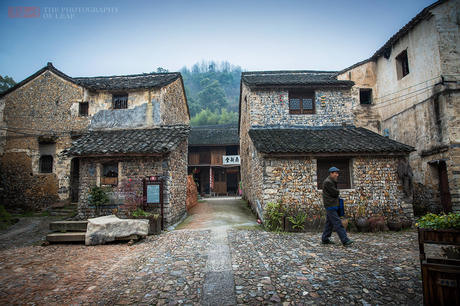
[73,71,180,80]
[242,70,338,75]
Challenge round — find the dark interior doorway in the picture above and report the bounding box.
[70,158,80,202]
[438,161,452,212]
[227,172,238,195]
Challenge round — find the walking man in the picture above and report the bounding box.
[321,167,353,246]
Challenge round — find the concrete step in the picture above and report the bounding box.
[49,221,88,232]
[47,232,85,242]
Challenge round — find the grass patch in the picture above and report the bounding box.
[234,224,263,231]
[0,205,17,230]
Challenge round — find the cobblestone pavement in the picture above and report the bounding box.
[230,230,423,305]
[0,227,422,305]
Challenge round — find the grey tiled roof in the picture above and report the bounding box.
[248,126,414,154]
[65,125,190,156]
[74,72,180,91]
[241,71,354,88]
[189,124,239,145]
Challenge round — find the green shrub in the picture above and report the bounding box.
[0,205,14,230]
[416,212,460,230]
[88,186,109,207]
[131,208,159,219]
[263,202,285,232]
[287,212,307,231]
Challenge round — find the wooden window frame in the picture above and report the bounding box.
[101,162,118,186]
[316,158,352,190]
[79,102,89,116]
[112,93,128,109]
[39,155,53,173]
[289,90,315,114]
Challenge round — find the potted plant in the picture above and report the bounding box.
[416,212,460,305]
[131,208,161,235]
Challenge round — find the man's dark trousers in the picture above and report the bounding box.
[322,209,349,244]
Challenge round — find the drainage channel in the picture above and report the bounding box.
[202,228,236,305]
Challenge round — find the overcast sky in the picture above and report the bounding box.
[1,0,435,81]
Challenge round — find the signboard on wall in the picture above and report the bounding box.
[146,184,160,203]
[223,155,240,165]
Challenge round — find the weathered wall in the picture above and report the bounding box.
[1,69,190,211]
[161,78,190,125]
[247,86,354,127]
[165,139,188,225]
[239,83,264,218]
[0,70,88,209]
[78,142,188,226]
[261,155,412,222]
[337,0,460,212]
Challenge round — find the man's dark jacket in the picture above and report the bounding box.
[322,176,339,208]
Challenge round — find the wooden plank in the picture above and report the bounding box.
[50,221,88,232]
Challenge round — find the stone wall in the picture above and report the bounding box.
[78,141,188,226]
[337,0,460,212]
[161,78,190,125]
[165,139,188,225]
[246,85,354,127]
[1,68,190,211]
[0,71,88,209]
[261,155,412,222]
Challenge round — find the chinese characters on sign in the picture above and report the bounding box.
[222,155,241,165]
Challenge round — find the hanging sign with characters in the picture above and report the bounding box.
[222,155,241,165]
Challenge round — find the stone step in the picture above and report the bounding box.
[49,221,88,232]
[46,232,85,242]
[46,232,141,243]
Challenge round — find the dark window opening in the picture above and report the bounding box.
[396,50,409,79]
[40,155,53,173]
[359,88,372,105]
[102,162,118,186]
[289,90,315,114]
[112,94,128,109]
[79,102,89,116]
[226,145,239,155]
[317,159,351,189]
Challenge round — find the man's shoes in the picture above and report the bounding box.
[321,240,335,245]
[343,239,353,246]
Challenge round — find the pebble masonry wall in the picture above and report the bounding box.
[249,87,354,127]
[78,139,188,226]
[1,69,190,212]
[262,156,412,221]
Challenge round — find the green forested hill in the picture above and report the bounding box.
[180,61,241,126]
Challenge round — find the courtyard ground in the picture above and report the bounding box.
[0,198,423,305]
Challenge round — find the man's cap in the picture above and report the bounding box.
[329,167,340,172]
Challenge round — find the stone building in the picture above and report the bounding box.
[239,71,415,222]
[336,0,459,213]
[188,124,240,196]
[0,63,190,226]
